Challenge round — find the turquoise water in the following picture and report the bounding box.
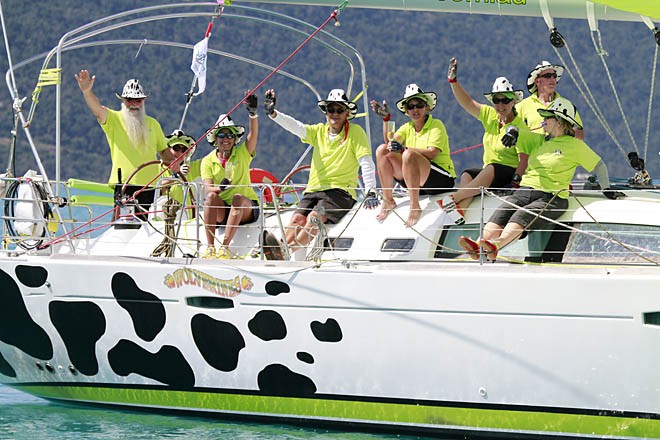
[0,385,426,439]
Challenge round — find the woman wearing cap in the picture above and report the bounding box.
[442,58,535,225]
[75,70,175,217]
[458,96,615,261]
[373,83,455,227]
[201,94,260,259]
[263,88,378,260]
[516,60,584,140]
[161,130,202,214]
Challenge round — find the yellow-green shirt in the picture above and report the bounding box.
[395,115,455,178]
[478,105,536,168]
[521,135,600,199]
[515,92,583,135]
[201,145,258,203]
[162,160,202,204]
[101,109,168,186]
[301,122,372,199]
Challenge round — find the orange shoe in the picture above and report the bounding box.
[457,236,480,260]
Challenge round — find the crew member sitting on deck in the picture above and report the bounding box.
[371,83,455,227]
[441,58,535,225]
[75,71,176,217]
[201,93,260,260]
[457,97,622,262]
[516,60,585,140]
[263,88,379,260]
[161,130,202,214]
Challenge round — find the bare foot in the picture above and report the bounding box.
[405,207,422,227]
[376,199,397,222]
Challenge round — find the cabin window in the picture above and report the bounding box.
[381,238,415,252]
[324,237,353,251]
[563,223,660,264]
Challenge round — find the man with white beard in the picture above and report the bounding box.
[75,70,176,216]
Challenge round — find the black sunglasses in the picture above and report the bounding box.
[539,72,558,79]
[216,132,236,139]
[406,102,426,110]
[492,96,513,104]
[326,106,346,114]
[171,145,189,152]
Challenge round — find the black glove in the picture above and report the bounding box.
[501,125,519,148]
[244,92,258,116]
[371,100,391,121]
[264,89,276,116]
[219,177,231,192]
[363,190,380,209]
[448,57,458,82]
[389,140,404,153]
[603,188,626,200]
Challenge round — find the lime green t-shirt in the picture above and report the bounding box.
[201,145,258,204]
[101,109,168,186]
[478,105,537,169]
[301,122,372,199]
[521,135,601,199]
[395,115,455,178]
[515,92,583,135]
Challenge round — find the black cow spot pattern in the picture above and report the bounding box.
[191,314,245,372]
[111,272,165,342]
[310,318,343,343]
[296,352,314,364]
[0,351,17,377]
[49,301,106,376]
[257,364,316,397]
[248,310,287,341]
[0,269,53,360]
[108,339,194,388]
[15,265,48,288]
[264,280,290,296]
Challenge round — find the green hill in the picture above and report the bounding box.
[0,0,657,184]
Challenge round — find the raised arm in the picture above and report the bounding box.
[75,69,107,124]
[447,58,481,119]
[244,92,259,155]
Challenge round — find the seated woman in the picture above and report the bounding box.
[458,97,617,261]
[201,95,259,259]
[372,84,455,227]
[441,58,535,225]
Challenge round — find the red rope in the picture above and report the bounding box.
[451,143,483,155]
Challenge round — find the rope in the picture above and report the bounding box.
[151,197,181,257]
[643,43,658,163]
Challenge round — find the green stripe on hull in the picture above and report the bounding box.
[16,385,659,438]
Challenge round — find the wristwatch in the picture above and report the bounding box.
[511,174,522,184]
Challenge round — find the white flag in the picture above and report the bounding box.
[190,37,209,96]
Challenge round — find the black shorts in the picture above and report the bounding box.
[295,189,356,224]
[217,199,260,226]
[488,187,568,230]
[462,163,516,189]
[395,164,455,195]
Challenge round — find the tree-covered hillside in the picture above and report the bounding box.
[0,0,658,184]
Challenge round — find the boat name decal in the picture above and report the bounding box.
[163,268,253,297]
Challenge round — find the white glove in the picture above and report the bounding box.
[180,163,190,176]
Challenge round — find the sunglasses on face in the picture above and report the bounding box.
[539,72,558,79]
[325,106,346,114]
[216,132,235,139]
[406,102,426,110]
[171,145,189,153]
[492,96,513,104]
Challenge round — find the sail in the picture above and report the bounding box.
[590,0,660,20]
[239,0,650,22]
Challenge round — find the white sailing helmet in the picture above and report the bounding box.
[537,96,582,130]
[483,77,524,104]
[206,114,245,145]
[317,89,358,120]
[116,79,148,100]
[527,60,564,94]
[396,83,437,113]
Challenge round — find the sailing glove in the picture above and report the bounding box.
[389,140,404,153]
[447,57,458,83]
[244,92,258,117]
[363,190,380,209]
[501,126,519,147]
[264,90,277,116]
[371,100,391,121]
